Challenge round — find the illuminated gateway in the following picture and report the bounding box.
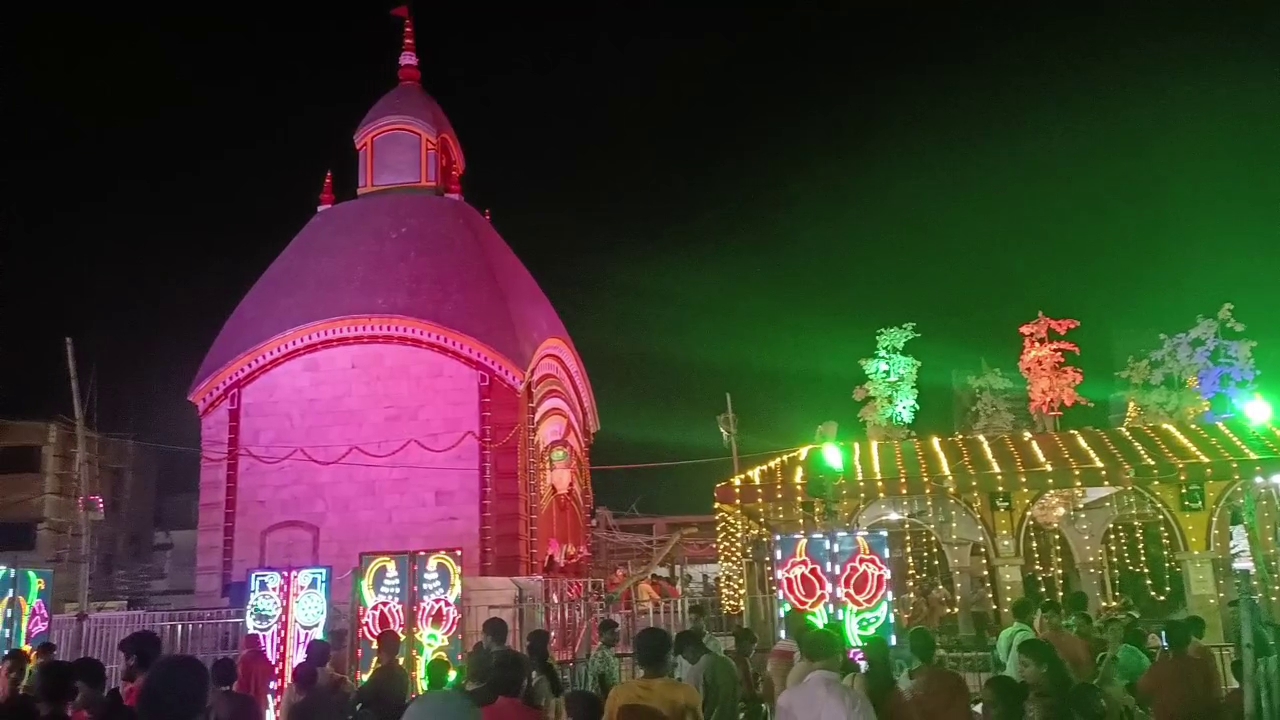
[189,11,598,607]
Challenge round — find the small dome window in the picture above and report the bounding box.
[371,130,423,187]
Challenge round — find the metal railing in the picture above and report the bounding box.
[49,610,245,688]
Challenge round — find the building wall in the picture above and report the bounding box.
[0,421,158,610]
[196,343,483,607]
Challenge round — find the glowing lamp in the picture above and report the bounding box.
[821,442,845,472]
[1241,395,1272,425]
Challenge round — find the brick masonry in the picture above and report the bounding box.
[196,343,481,605]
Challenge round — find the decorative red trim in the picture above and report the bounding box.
[478,373,494,575]
[258,520,321,566]
[191,317,524,415]
[529,340,598,434]
[222,388,242,594]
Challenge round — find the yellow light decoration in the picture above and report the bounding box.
[1216,423,1259,459]
[1163,424,1210,463]
[1025,431,1052,471]
[1116,427,1157,466]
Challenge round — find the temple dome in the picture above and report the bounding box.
[192,190,571,389]
[358,83,460,154]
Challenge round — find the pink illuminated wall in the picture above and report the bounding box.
[196,343,483,604]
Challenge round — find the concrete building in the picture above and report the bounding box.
[0,420,157,610]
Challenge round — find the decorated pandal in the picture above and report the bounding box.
[716,420,1280,643]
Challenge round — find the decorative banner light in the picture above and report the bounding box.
[0,567,54,654]
[357,554,412,683]
[413,549,464,692]
[774,532,894,650]
[358,550,464,692]
[244,567,330,720]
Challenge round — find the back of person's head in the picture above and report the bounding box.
[305,639,332,667]
[71,656,107,694]
[482,617,509,646]
[137,655,210,720]
[527,629,552,662]
[1068,612,1094,634]
[33,660,77,705]
[1067,682,1108,720]
[564,690,604,720]
[1185,615,1207,639]
[119,630,163,672]
[1065,591,1090,615]
[982,674,1028,717]
[1040,600,1063,622]
[798,628,843,667]
[633,627,674,672]
[1120,622,1146,648]
[1164,620,1191,653]
[689,603,708,621]
[1011,597,1036,623]
[673,630,706,660]
[426,657,453,690]
[1230,658,1243,683]
[293,662,319,693]
[33,642,57,662]
[210,657,237,689]
[732,627,758,651]
[377,629,401,658]
[860,636,894,709]
[907,626,937,664]
[489,649,528,698]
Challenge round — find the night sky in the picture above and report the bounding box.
[6,5,1279,517]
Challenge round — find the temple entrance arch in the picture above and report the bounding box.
[854,494,995,636]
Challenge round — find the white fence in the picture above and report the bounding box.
[50,610,245,688]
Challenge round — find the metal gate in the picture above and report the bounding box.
[49,610,245,688]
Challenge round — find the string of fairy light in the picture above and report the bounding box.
[714,423,1280,619]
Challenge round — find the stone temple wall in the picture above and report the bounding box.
[196,343,482,606]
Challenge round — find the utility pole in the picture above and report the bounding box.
[718,393,741,475]
[64,338,91,619]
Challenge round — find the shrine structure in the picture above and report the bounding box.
[189,8,598,610]
[716,421,1280,644]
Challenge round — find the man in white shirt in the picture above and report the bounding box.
[994,596,1037,680]
[776,628,876,720]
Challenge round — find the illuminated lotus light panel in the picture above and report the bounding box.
[245,567,330,720]
[775,531,893,650]
[0,567,53,654]
[413,549,463,693]
[357,553,412,684]
[357,550,464,691]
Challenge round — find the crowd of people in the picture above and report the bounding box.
[0,592,1271,720]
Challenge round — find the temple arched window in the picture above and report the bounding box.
[371,129,424,186]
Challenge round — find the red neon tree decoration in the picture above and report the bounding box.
[778,539,831,626]
[1019,312,1090,432]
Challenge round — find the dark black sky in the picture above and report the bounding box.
[5,4,1279,515]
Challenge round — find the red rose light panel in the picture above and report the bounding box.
[835,533,894,648]
[775,537,833,629]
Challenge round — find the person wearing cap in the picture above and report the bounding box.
[587,619,621,698]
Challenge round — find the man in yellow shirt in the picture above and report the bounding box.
[603,627,702,720]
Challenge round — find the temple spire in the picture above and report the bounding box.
[317,170,335,211]
[391,6,421,85]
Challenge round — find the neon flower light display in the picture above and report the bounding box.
[244,567,330,720]
[775,531,893,648]
[0,567,53,654]
[413,549,463,693]
[357,549,463,692]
